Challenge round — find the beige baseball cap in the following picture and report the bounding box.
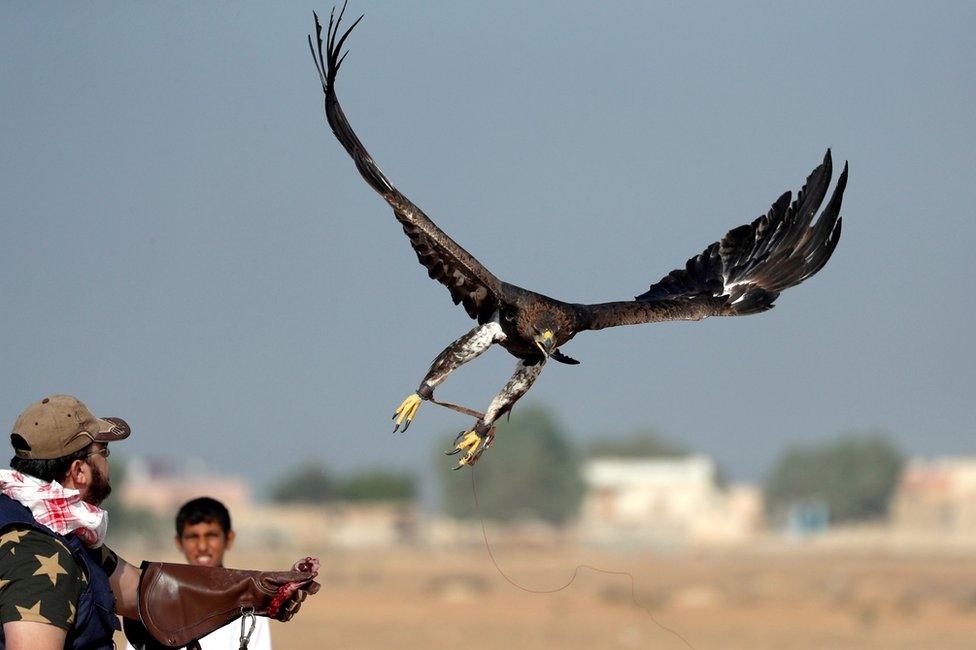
[11,395,131,460]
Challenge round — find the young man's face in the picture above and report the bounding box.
[175,520,235,567]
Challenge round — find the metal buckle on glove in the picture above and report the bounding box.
[239,606,256,650]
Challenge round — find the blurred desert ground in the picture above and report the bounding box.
[113,543,976,649]
[108,447,976,648]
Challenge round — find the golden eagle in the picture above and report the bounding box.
[310,7,847,468]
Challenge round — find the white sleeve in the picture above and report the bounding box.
[195,616,271,649]
[123,615,271,649]
[248,616,272,650]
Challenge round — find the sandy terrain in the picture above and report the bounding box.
[119,545,975,649]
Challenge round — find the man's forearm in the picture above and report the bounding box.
[107,552,142,620]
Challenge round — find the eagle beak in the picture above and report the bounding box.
[534,330,555,357]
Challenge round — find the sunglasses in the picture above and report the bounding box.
[87,447,111,459]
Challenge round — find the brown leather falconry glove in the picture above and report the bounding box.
[134,557,320,648]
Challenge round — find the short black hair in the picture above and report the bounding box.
[10,443,93,484]
[175,497,232,537]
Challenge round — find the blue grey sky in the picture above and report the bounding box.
[2,2,973,490]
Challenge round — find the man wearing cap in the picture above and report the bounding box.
[0,395,319,650]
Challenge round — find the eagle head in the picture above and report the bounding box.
[531,314,560,357]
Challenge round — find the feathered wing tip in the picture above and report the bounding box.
[308,5,506,322]
[637,150,847,315]
[308,2,363,95]
[310,4,394,196]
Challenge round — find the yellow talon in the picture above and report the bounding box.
[455,430,481,452]
[392,393,423,432]
[454,430,484,467]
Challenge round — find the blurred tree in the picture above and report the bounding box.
[270,463,334,504]
[587,429,689,458]
[336,469,417,502]
[764,432,905,523]
[439,404,584,524]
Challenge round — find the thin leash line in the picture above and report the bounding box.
[470,467,696,650]
[430,396,485,420]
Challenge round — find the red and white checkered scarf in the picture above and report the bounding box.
[0,469,108,548]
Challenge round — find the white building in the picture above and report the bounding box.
[120,456,251,516]
[580,455,761,546]
[890,456,976,536]
[118,456,418,550]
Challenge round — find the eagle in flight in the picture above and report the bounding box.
[310,6,847,469]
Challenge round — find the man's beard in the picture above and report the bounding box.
[86,462,112,506]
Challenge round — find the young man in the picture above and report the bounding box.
[0,395,317,650]
[170,498,271,649]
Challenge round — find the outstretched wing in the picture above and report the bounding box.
[582,150,846,331]
[309,7,504,323]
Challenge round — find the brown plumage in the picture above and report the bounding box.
[309,7,847,467]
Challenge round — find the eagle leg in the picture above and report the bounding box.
[447,359,545,469]
[392,321,506,433]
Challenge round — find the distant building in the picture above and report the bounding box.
[783,500,830,537]
[890,456,976,535]
[235,503,420,550]
[119,456,419,549]
[579,455,762,546]
[120,456,251,516]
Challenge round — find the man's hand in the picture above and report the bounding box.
[268,556,321,621]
